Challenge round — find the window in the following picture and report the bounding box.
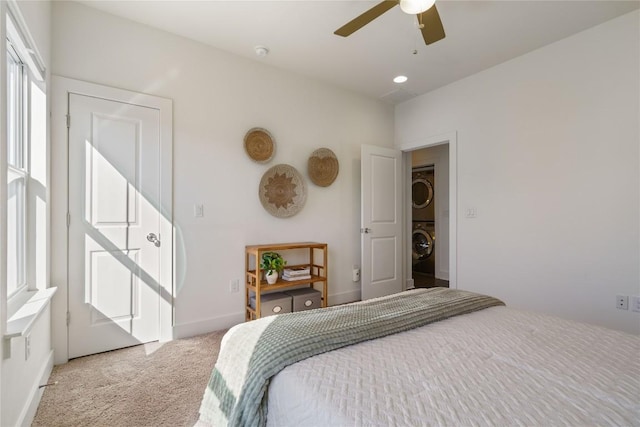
[5,7,46,313]
[3,5,51,342]
[6,39,27,298]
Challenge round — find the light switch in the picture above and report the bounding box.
[194,203,204,217]
[465,207,477,218]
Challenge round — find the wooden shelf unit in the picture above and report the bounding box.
[245,242,328,321]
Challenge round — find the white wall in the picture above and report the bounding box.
[396,10,640,334]
[50,1,394,348]
[1,1,53,425]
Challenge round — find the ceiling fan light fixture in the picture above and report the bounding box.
[393,75,408,84]
[399,0,436,15]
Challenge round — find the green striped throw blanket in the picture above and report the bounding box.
[198,287,504,427]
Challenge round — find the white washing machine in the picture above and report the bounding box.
[412,221,435,275]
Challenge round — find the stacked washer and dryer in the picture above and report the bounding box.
[412,166,436,284]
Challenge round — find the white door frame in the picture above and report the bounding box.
[401,131,457,289]
[51,76,173,364]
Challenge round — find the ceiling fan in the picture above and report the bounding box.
[334,0,445,45]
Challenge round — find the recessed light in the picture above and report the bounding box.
[393,75,408,84]
[254,46,269,57]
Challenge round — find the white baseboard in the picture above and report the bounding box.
[19,349,54,427]
[173,312,245,339]
[328,289,361,306]
[173,291,362,339]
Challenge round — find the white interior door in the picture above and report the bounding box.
[68,93,161,358]
[361,144,403,300]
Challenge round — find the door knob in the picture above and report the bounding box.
[146,233,161,247]
[361,227,372,234]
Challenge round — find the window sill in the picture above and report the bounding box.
[5,287,57,339]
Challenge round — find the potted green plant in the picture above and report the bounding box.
[260,251,286,285]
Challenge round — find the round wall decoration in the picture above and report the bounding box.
[244,128,275,163]
[259,164,307,218]
[308,148,339,187]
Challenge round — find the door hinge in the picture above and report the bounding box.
[66,114,70,129]
[66,311,71,326]
[66,212,71,228]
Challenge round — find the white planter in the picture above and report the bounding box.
[266,271,278,285]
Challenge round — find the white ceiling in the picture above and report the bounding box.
[77,0,639,103]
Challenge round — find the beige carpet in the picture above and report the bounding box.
[33,330,227,427]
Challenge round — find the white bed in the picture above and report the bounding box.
[267,305,639,426]
[199,290,640,427]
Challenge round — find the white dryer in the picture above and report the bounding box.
[412,167,434,222]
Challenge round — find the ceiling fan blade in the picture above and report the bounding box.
[334,1,398,37]
[419,4,445,45]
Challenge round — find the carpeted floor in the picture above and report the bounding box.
[32,329,227,427]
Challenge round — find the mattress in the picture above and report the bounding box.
[267,306,640,426]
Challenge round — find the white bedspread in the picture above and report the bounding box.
[267,306,640,426]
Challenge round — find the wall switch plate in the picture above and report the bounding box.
[631,296,640,313]
[352,266,360,282]
[194,203,204,217]
[229,279,240,293]
[616,295,628,310]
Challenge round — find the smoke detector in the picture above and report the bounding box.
[254,46,269,57]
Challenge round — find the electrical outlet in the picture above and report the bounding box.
[616,295,628,310]
[352,266,360,282]
[229,279,240,293]
[631,296,640,313]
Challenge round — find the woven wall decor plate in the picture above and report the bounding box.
[244,128,275,163]
[259,164,307,218]
[308,148,339,187]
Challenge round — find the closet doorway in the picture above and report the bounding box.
[410,145,450,288]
